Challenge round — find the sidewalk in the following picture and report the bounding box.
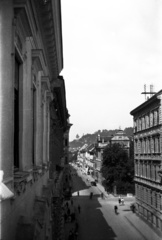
[63,196,79,239]
[123,205,162,240]
[105,195,162,240]
[64,208,78,240]
[70,167,162,240]
[88,175,162,239]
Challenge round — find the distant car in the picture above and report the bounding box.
[91,181,97,186]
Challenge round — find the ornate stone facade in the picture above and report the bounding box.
[0,1,70,239]
[130,90,162,234]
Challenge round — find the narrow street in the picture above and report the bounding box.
[65,165,162,240]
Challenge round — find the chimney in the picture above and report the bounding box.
[144,84,146,101]
[150,84,154,97]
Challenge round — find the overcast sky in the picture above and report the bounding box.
[61,0,162,141]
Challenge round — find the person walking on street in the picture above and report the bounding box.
[67,207,70,216]
[75,230,78,240]
[75,221,79,231]
[101,192,104,199]
[68,230,72,240]
[78,204,81,213]
[118,196,121,205]
[90,192,93,199]
[66,201,69,208]
[121,198,124,205]
[74,221,79,240]
[114,205,118,214]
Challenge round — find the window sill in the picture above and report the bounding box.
[14,171,32,196]
[13,164,50,196]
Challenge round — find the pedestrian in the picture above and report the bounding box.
[66,201,69,208]
[69,229,75,240]
[101,192,104,199]
[90,192,93,199]
[64,213,67,223]
[68,230,72,240]
[67,208,70,216]
[121,198,124,205]
[72,212,76,221]
[68,215,71,223]
[75,221,79,231]
[77,191,79,196]
[114,205,118,214]
[131,204,135,213]
[74,230,78,240]
[78,204,81,213]
[118,196,121,205]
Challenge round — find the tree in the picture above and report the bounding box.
[101,143,134,194]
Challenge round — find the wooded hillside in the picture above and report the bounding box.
[70,127,133,149]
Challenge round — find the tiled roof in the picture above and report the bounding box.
[86,143,95,152]
[79,144,88,151]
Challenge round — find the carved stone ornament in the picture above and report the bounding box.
[14,180,26,195]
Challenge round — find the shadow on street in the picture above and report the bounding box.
[68,168,118,240]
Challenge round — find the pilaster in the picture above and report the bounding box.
[19,37,33,171]
[0,0,14,179]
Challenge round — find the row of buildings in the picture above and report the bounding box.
[76,89,162,234]
[130,89,162,234]
[77,129,131,183]
[0,1,72,240]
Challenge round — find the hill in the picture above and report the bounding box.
[69,127,133,149]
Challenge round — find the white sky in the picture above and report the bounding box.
[61,0,162,141]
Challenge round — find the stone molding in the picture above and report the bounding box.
[14,0,32,38]
[134,176,161,190]
[13,165,49,196]
[32,49,46,72]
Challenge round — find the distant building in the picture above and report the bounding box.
[111,129,130,156]
[93,135,112,182]
[93,131,131,182]
[130,90,162,233]
[85,144,96,175]
[77,144,88,169]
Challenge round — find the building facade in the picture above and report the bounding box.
[93,135,111,182]
[84,144,95,175]
[0,1,70,239]
[77,144,88,171]
[130,90,162,234]
[111,129,130,155]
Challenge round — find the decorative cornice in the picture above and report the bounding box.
[14,0,32,37]
[41,76,50,91]
[32,49,46,72]
[35,0,60,79]
[46,91,54,101]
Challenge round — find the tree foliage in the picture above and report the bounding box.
[101,143,134,194]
